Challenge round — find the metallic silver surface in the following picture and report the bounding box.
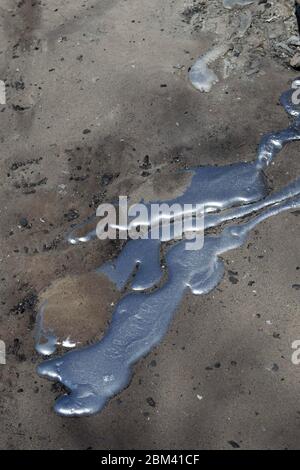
[37,83,300,417]
[35,304,58,356]
[189,45,229,93]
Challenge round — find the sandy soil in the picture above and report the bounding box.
[0,0,300,449]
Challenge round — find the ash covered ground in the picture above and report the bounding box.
[0,0,300,449]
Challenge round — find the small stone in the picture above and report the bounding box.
[228,440,240,449]
[287,36,300,47]
[146,397,156,407]
[140,155,152,170]
[101,174,113,186]
[290,53,300,70]
[19,217,29,227]
[64,209,79,222]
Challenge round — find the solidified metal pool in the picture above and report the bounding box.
[36,82,300,417]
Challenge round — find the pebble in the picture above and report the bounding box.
[290,52,300,69]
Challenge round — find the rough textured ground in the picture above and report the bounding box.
[0,0,300,450]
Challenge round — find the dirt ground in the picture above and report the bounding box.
[0,0,300,450]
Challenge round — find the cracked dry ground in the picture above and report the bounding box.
[0,0,300,450]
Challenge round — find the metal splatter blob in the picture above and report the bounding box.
[37,83,300,417]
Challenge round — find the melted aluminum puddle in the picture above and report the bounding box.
[36,303,77,356]
[189,44,230,93]
[36,83,300,417]
[189,1,255,93]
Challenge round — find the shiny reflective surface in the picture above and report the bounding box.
[35,303,78,356]
[35,303,58,356]
[189,45,229,93]
[37,83,300,417]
